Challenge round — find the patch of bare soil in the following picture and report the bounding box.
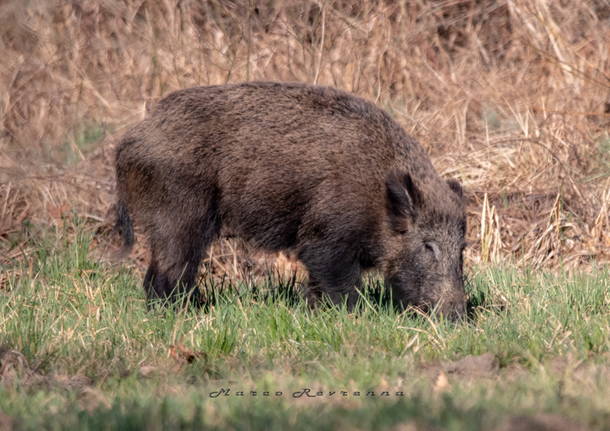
[0,411,13,431]
[0,346,91,390]
[390,423,440,431]
[443,353,500,378]
[495,414,589,431]
[78,387,111,411]
[422,353,500,391]
[0,346,112,412]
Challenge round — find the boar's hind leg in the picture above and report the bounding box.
[144,211,219,307]
[299,245,361,310]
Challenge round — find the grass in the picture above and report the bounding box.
[1,0,608,269]
[1,223,608,430]
[0,2,609,428]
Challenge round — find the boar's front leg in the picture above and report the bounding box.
[299,242,362,309]
[144,210,220,307]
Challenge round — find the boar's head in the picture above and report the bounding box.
[384,171,467,319]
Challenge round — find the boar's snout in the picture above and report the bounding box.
[388,270,466,320]
[435,281,467,320]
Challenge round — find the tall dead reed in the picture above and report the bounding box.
[1,0,608,278]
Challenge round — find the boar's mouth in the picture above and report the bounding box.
[386,275,466,320]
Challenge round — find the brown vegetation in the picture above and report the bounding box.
[1,0,608,278]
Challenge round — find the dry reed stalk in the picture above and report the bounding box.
[479,193,503,265]
[0,0,608,277]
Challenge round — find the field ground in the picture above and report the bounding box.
[0,223,608,430]
[1,1,609,429]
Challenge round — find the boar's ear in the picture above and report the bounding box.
[447,179,464,199]
[386,171,422,227]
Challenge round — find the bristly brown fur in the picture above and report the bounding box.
[115,81,466,316]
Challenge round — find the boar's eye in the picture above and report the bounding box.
[424,241,441,260]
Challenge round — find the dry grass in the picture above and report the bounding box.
[1,0,608,277]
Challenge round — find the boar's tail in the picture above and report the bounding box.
[114,199,134,257]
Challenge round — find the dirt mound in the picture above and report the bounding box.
[443,352,499,378]
[495,414,588,431]
[0,346,92,390]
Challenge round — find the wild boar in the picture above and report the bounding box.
[114,82,467,318]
